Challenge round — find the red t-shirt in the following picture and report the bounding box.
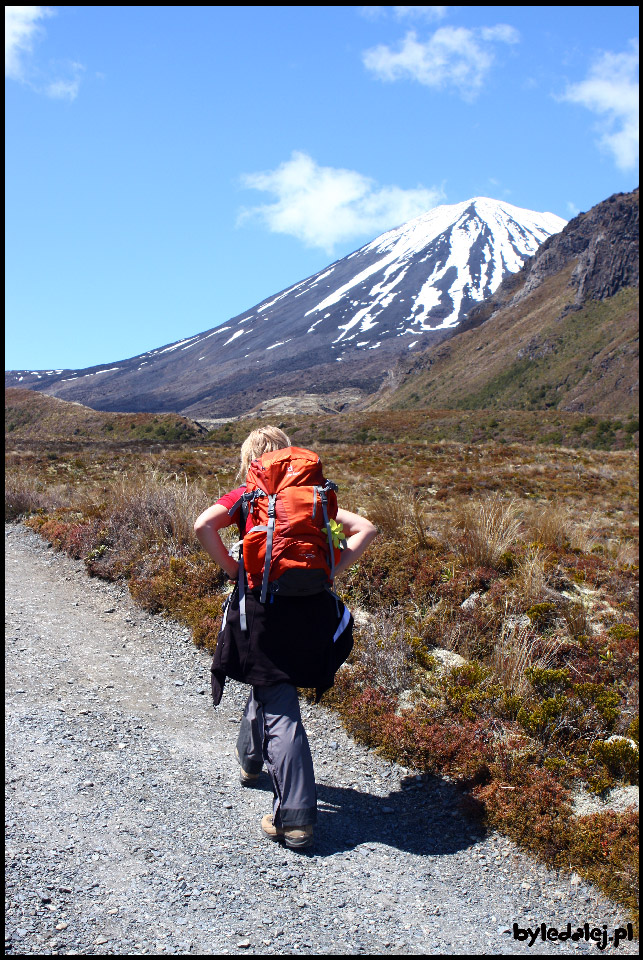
[216,485,248,535]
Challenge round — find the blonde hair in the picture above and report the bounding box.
[238,425,291,480]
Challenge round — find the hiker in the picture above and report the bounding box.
[193,426,377,849]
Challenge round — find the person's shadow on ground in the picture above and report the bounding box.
[249,771,485,857]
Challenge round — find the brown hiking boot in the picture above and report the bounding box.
[235,746,260,787]
[240,768,260,786]
[261,814,313,849]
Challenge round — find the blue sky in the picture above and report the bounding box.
[5,5,639,371]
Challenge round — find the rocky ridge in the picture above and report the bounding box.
[376,189,639,414]
[457,189,639,336]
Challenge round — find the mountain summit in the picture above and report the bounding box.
[381,188,639,416]
[6,197,566,416]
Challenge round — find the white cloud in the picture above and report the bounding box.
[480,25,520,45]
[5,6,53,80]
[359,6,388,18]
[363,23,520,100]
[560,41,639,171]
[393,6,448,21]
[238,151,445,253]
[46,61,84,101]
[5,5,83,99]
[360,5,448,20]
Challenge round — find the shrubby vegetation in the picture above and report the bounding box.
[5,427,639,925]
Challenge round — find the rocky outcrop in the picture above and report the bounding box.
[457,188,639,335]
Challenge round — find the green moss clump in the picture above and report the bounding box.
[591,738,639,785]
[526,602,557,627]
[442,662,503,720]
[608,623,639,642]
[525,667,571,696]
[409,636,437,671]
[518,695,568,738]
[573,682,620,729]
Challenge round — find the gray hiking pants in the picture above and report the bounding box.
[236,682,317,827]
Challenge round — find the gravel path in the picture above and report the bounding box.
[5,523,638,956]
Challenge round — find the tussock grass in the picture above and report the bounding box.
[368,485,433,549]
[612,539,639,569]
[514,547,549,605]
[451,495,521,567]
[5,475,51,521]
[490,610,565,696]
[570,511,603,554]
[107,470,210,556]
[526,502,571,549]
[351,607,416,695]
[562,598,592,639]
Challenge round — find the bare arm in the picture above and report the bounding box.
[333,508,378,579]
[194,503,239,580]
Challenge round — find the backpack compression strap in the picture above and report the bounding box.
[259,494,278,604]
[228,489,266,632]
[316,480,338,582]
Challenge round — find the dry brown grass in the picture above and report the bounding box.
[107,470,210,556]
[451,495,521,567]
[5,475,50,520]
[526,501,571,549]
[4,474,81,521]
[367,485,433,548]
[513,546,549,606]
[570,511,602,554]
[611,539,639,569]
[562,598,592,639]
[490,609,565,695]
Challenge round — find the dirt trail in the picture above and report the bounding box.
[5,523,637,955]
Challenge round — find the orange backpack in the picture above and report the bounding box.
[228,446,341,626]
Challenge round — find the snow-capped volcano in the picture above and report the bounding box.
[298,197,566,345]
[6,197,566,416]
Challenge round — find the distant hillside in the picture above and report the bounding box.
[5,388,204,442]
[379,189,639,416]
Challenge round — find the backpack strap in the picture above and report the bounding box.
[238,549,248,632]
[316,482,338,582]
[259,494,278,604]
[229,489,265,632]
[228,488,266,520]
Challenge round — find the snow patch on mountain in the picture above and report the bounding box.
[297,197,565,341]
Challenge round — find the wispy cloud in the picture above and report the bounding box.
[559,40,639,171]
[363,23,520,100]
[5,6,53,80]
[393,6,448,21]
[360,6,448,21]
[5,5,83,100]
[46,63,84,101]
[238,151,445,253]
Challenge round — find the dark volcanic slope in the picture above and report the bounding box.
[382,189,639,416]
[6,198,564,417]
